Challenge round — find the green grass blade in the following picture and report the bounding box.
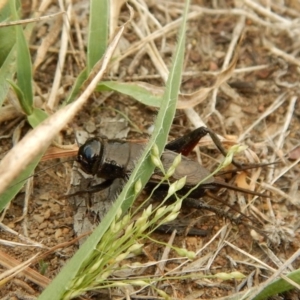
[0,1,46,210]
[0,47,16,106]
[0,1,16,66]
[97,81,162,107]
[252,269,300,300]
[64,68,87,104]
[15,24,33,113]
[27,108,49,128]
[0,25,15,67]
[0,154,43,212]
[9,0,33,115]
[38,0,190,298]
[87,0,109,72]
[0,1,16,106]
[64,1,109,104]
[7,78,26,106]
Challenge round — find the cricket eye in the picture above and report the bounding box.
[77,138,102,174]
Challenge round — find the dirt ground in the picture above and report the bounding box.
[0,0,300,299]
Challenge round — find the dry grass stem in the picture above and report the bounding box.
[47,3,72,110]
[0,11,65,28]
[238,92,287,142]
[1,0,300,298]
[225,241,277,273]
[0,252,40,283]
[249,248,300,298]
[154,230,176,277]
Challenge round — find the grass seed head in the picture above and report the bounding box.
[162,211,180,223]
[154,205,167,219]
[167,176,186,197]
[156,288,171,299]
[134,179,142,195]
[110,219,122,233]
[128,243,144,253]
[214,271,246,280]
[174,247,196,259]
[116,208,123,220]
[222,145,247,168]
[121,214,130,227]
[130,280,148,286]
[124,222,134,237]
[115,252,130,263]
[151,153,164,171]
[136,221,149,234]
[165,165,176,178]
[88,258,103,273]
[172,199,183,213]
[98,271,110,281]
[144,204,153,218]
[172,153,182,168]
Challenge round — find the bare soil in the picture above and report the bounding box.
[1,1,300,299]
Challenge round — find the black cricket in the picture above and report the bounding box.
[75,127,267,220]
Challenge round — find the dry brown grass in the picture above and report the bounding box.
[0,0,300,299]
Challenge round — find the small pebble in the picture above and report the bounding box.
[55,228,63,239]
[44,209,51,219]
[30,232,38,238]
[62,227,70,235]
[214,50,225,58]
[33,215,45,224]
[85,121,96,133]
[38,222,48,230]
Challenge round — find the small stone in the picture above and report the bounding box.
[85,121,96,133]
[33,215,45,224]
[44,209,51,219]
[214,50,225,58]
[62,227,70,235]
[50,203,61,214]
[55,228,63,239]
[64,217,73,225]
[46,229,54,235]
[30,232,38,238]
[38,222,48,230]
[209,61,219,71]
[190,50,201,63]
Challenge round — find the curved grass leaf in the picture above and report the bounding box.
[64,68,87,104]
[87,0,109,72]
[0,1,46,210]
[0,1,16,106]
[10,0,33,114]
[97,81,162,107]
[0,46,16,106]
[7,79,29,113]
[0,154,43,212]
[15,24,33,110]
[0,26,15,67]
[0,1,16,66]
[252,269,300,300]
[65,0,109,105]
[38,0,190,298]
[27,108,49,128]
